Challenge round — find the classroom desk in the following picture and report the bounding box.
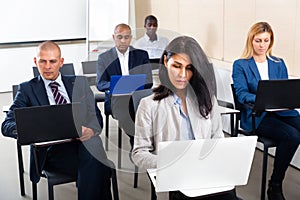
[2,105,9,113]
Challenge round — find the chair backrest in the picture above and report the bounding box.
[230,84,253,136]
[132,89,153,113]
[82,60,97,74]
[81,60,97,86]
[32,63,75,77]
[12,85,18,98]
[230,84,243,112]
[149,58,160,70]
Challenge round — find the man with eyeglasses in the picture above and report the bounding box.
[96,23,153,151]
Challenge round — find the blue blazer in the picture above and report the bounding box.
[232,56,298,131]
[96,46,153,92]
[1,75,102,183]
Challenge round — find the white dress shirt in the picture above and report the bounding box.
[116,47,129,75]
[41,74,71,105]
[134,34,169,59]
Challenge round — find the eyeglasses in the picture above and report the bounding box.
[115,34,132,40]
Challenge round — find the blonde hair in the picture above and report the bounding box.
[241,22,274,59]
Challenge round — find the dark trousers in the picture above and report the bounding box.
[256,113,300,184]
[169,189,238,200]
[42,136,112,200]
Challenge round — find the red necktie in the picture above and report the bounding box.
[49,82,67,104]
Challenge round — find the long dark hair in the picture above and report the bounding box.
[153,36,216,118]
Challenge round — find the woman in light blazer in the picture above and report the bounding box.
[132,36,238,200]
[232,22,300,200]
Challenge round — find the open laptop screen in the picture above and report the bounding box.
[110,74,146,95]
[15,103,82,145]
[254,79,300,111]
[155,136,257,194]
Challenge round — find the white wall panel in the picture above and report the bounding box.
[223,0,255,62]
[178,0,224,59]
[255,0,297,74]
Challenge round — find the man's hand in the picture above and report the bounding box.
[78,126,94,141]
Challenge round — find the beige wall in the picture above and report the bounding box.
[135,0,300,76]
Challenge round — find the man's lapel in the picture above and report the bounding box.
[32,76,49,105]
[62,76,74,101]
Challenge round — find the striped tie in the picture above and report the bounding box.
[49,82,67,104]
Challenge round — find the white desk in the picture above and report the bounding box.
[218,105,240,137]
[2,105,9,113]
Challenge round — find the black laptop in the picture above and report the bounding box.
[15,103,82,145]
[254,79,300,111]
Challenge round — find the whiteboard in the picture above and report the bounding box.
[0,0,86,44]
[89,0,129,41]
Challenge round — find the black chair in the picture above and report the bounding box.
[113,89,152,188]
[32,63,75,77]
[81,61,107,149]
[9,85,26,197]
[32,143,119,200]
[31,143,76,200]
[114,89,152,188]
[130,89,153,188]
[81,60,97,86]
[230,84,277,200]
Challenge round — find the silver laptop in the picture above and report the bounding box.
[154,136,257,196]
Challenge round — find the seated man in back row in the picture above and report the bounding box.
[134,15,169,59]
[1,41,112,199]
[96,23,153,149]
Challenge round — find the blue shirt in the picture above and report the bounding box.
[173,94,195,140]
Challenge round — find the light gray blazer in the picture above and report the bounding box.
[132,93,224,170]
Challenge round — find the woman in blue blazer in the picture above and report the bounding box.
[232,22,300,200]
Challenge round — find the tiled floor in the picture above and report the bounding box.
[0,91,300,200]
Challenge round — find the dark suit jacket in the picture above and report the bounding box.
[1,75,102,182]
[96,46,153,92]
[232,56,298,131]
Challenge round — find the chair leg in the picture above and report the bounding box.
[17,143,25,196]
[48,182,54,200]
[106,159,119,200]
[134,165,139,188]
[32,182,37,200]
[118,126,122,169]
[105,114,110,151]
[261,146,269,200]
[111,168,119,200]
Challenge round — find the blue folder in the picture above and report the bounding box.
[110,74,147,95]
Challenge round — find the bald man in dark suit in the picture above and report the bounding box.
[2,41,112,200]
